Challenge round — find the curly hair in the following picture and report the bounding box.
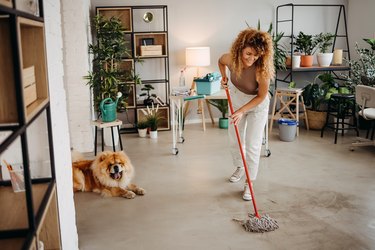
[230,28,274,81]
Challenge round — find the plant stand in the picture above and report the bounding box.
[92,119,123,155]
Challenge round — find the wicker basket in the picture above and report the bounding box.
[306,109,327,130]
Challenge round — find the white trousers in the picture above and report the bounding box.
[228,83,269,181]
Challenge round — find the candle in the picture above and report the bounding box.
[333,49,343,65]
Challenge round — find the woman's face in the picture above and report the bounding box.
[241,47,259,68]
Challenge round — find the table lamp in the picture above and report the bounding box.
[185,47,210,77]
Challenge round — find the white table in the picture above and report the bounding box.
[170,89,270,156]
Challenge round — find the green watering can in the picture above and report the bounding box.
[100,92,122,122]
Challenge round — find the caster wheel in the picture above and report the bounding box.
[179,137,185,143]
[172,148,179,155]
[349,147,354,151]
[265,149,271,157]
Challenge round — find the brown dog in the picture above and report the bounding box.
[72,151,145,198]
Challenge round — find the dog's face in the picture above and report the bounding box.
[91,151,134,188]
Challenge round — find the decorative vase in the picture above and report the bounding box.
[138,128,147,138]
[149,130,158,139]
[300,55,314,67]
[219,118,228,129]
[317,53,333,67]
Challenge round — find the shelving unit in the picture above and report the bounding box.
[0,1,61,249]
[96,5,170,132]
[275,4,351,88]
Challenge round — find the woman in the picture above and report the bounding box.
[218,28,274,201]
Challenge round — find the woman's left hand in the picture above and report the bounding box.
[230,108,245,125]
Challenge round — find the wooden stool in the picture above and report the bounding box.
[269,88,309,136]
[92,119,123,155]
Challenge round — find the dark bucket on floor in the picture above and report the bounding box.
[278,118,297,142]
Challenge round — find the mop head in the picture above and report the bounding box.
[233,214,279,233]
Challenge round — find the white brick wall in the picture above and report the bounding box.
[44,0,79,249]
[62,0,93,153]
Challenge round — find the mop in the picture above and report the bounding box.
[225,88,279,233]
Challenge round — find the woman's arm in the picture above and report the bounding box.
[218,53,231,88]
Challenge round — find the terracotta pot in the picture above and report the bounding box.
[300,55,314,67]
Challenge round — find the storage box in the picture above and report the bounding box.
[23,66,37,106]
[140,45,163,56]
[194,76,221,95]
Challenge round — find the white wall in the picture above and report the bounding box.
[89,0,347,120]
[348,0,375,60]
[44,0,79,249]
[62,0,93,152]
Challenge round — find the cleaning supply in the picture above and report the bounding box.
[179,69,185,87]
[225,88,279,233]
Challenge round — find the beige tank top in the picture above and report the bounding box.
[229,65,258,95]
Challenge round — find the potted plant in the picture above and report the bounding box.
[207,99,229,129]
[140,84,157,106]
[85,15,131,114]
[345,39,375,87]
[141,104,163,138]
[302,73,335,129]
[315,32,335,67]
[293,31,318,67]
[136,119,148,138]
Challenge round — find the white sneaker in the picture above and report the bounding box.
[243,183,252,201]
[229,167,244,183]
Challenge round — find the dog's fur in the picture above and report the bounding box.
[72,151,145,198]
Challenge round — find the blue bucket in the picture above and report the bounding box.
[278,119,298,142]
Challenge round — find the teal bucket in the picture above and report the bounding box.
[100,98,117,122]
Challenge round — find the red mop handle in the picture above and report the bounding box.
[225,88,260,218]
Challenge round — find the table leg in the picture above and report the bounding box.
[111,126,115,152]
[117,126,123,151]
[94,126,98,156]
[101,128,104,152]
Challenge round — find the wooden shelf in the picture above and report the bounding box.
[286,65,350,72]
[133,33,168,57]
[0,16,18,124]
[0,0,12,8]
[136,106,170,130]
[97,7,132,32]
[17,17,49,123]
[0,183,60,249]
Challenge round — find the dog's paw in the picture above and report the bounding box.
[101,189,112,197]
[123,191,136,199]
[135,187,146,195]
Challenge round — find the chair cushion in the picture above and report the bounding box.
[360,108,375,120]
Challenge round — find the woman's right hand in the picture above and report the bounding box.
[221,76,228,89]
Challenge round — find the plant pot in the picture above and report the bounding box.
[300,55,314,67]
[285,56,292,67]
[292,55,301,69]
[317,53,333,67]
[219,118,228,129]
[306,109,327,130]
[138,128,147,138]
[149,130,158,139]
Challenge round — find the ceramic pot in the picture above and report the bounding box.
[138,128,147,138]
[219,118,228,129]
[317,53,333,67]
[300,55,314,67]
[149,130,158,139]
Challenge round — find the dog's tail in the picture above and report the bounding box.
[71,148,86,163]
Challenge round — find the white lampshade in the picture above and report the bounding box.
[185,47,210,67]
